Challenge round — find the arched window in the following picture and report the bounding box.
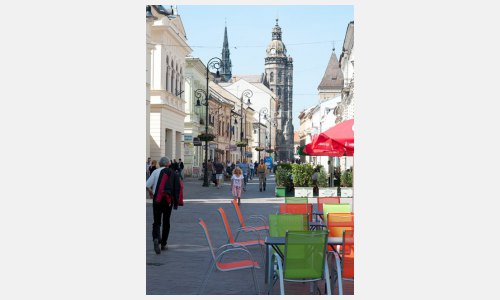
[270,72,274,82]
[278,71,283,83]
[277,87,281,97]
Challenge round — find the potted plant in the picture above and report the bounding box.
[340,169,354,197]
[236,141,248,147]
[317,167,337,197]
[291,163,314,197]
[255,146,264,151]
[277,163,294,196]
[198,133,215,142]
[265,148,275,154]
[275,166,290,197]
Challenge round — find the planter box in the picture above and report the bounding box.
[275,187,286,197]
[340,187,353,198]
[319,187,338,197]
[294,187,314,197]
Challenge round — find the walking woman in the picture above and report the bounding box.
[231,166,245,205]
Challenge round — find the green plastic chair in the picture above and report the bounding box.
[285,197,309,204]
[271,230,331,295]
[267,214,308,287]
[323,203,352,223]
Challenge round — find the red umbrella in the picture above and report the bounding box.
[311,119,354,155]
[304,135,347,156]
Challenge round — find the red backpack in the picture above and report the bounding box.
[153,168,184,209]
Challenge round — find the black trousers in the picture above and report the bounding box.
[152,200,174,246]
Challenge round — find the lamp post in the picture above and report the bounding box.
[195,57,223,187]
[258,107,268,161]
[239,89,253,160]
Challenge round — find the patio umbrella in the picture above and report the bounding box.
[311,119,354,155]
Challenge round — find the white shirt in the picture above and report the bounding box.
[249,163,254,169]
[146,167,166,192]
[231,174,244,188]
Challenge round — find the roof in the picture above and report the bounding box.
[318,51,344,90]
[208,81,239,105]
[231,74,263,83]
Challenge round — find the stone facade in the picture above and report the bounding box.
[264,19,294,162]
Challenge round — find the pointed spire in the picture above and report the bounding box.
[221,23,232,82]
[318,50,344,90]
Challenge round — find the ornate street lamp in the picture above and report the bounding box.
[195,57,223,187]
[258,107,268,161]
[238,89,253,160]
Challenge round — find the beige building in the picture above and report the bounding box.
[148,6,192,162]
[183,57,209,177]
[337,21,355,123]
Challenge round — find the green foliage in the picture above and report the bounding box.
[291,164,314,187]
[275,166,291,188]
[340,170,353,187]
[317,168,329,188]
[198,133,215,141]
[278,163,292,171]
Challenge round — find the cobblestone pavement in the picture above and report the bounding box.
[146,174,354,295]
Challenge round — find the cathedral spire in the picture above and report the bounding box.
[221,24,232,82]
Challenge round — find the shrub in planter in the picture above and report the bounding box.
[340,170,353,187]
[265,149,275,153]
[291,163,314,187]
[255,147,264,151]
[236,141,247,147]
[318,168,329,188]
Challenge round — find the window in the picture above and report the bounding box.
[270,72,274,82]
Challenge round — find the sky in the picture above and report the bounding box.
[177,5,354,130]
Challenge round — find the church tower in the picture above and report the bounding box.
[220,25,232,82]
[318,48,344,102]
[265,19,294,161]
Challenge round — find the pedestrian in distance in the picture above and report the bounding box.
[146,157,152,179]
[178,158,184,180]
[146,156,184,254]
[149,159,157,176]
[257,159,268,192]
[214,159,225,189]
[249,160,255,180]
[231,166,244,205]
[238,159,249,191]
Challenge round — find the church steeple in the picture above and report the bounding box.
[220,24,232,82]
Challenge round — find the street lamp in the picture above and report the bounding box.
[258,107,268,161]
[239,89,253,160]
[195,57,223,187]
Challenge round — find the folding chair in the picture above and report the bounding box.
[198,219,260,294]
[270,230,331,295]
[232,199,269,242]
[285,197,309,204]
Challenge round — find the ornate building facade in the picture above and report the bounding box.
[264,19,294,162]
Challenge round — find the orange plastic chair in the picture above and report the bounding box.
[341,229,354,280]
[279,203,314,222]
[232,199,269,241]
[198,219,260,294]
[326,213,354,295]
[317,197,340,214]
[218,207,265,260]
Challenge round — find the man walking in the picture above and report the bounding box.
[178,158,184,180]
[146,156,183,254]
[214,159,225,188]
[257,159,268,192]
[238,159,249,191]
[249,160,255,180]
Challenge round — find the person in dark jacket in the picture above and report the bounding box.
[178,158,184,179]
[146,156,182,254]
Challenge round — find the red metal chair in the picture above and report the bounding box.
[198,219,260,294]
[326,213,354,295]
[218,207,265,261]
[278,203,314,222]
[317,197,340,214]
[232,199,269,241]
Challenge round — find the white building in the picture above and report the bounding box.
[336,21,355,123]
[220,77,277,162]
[148,6,192,162]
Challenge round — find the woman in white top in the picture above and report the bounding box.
[231,167,245,205]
